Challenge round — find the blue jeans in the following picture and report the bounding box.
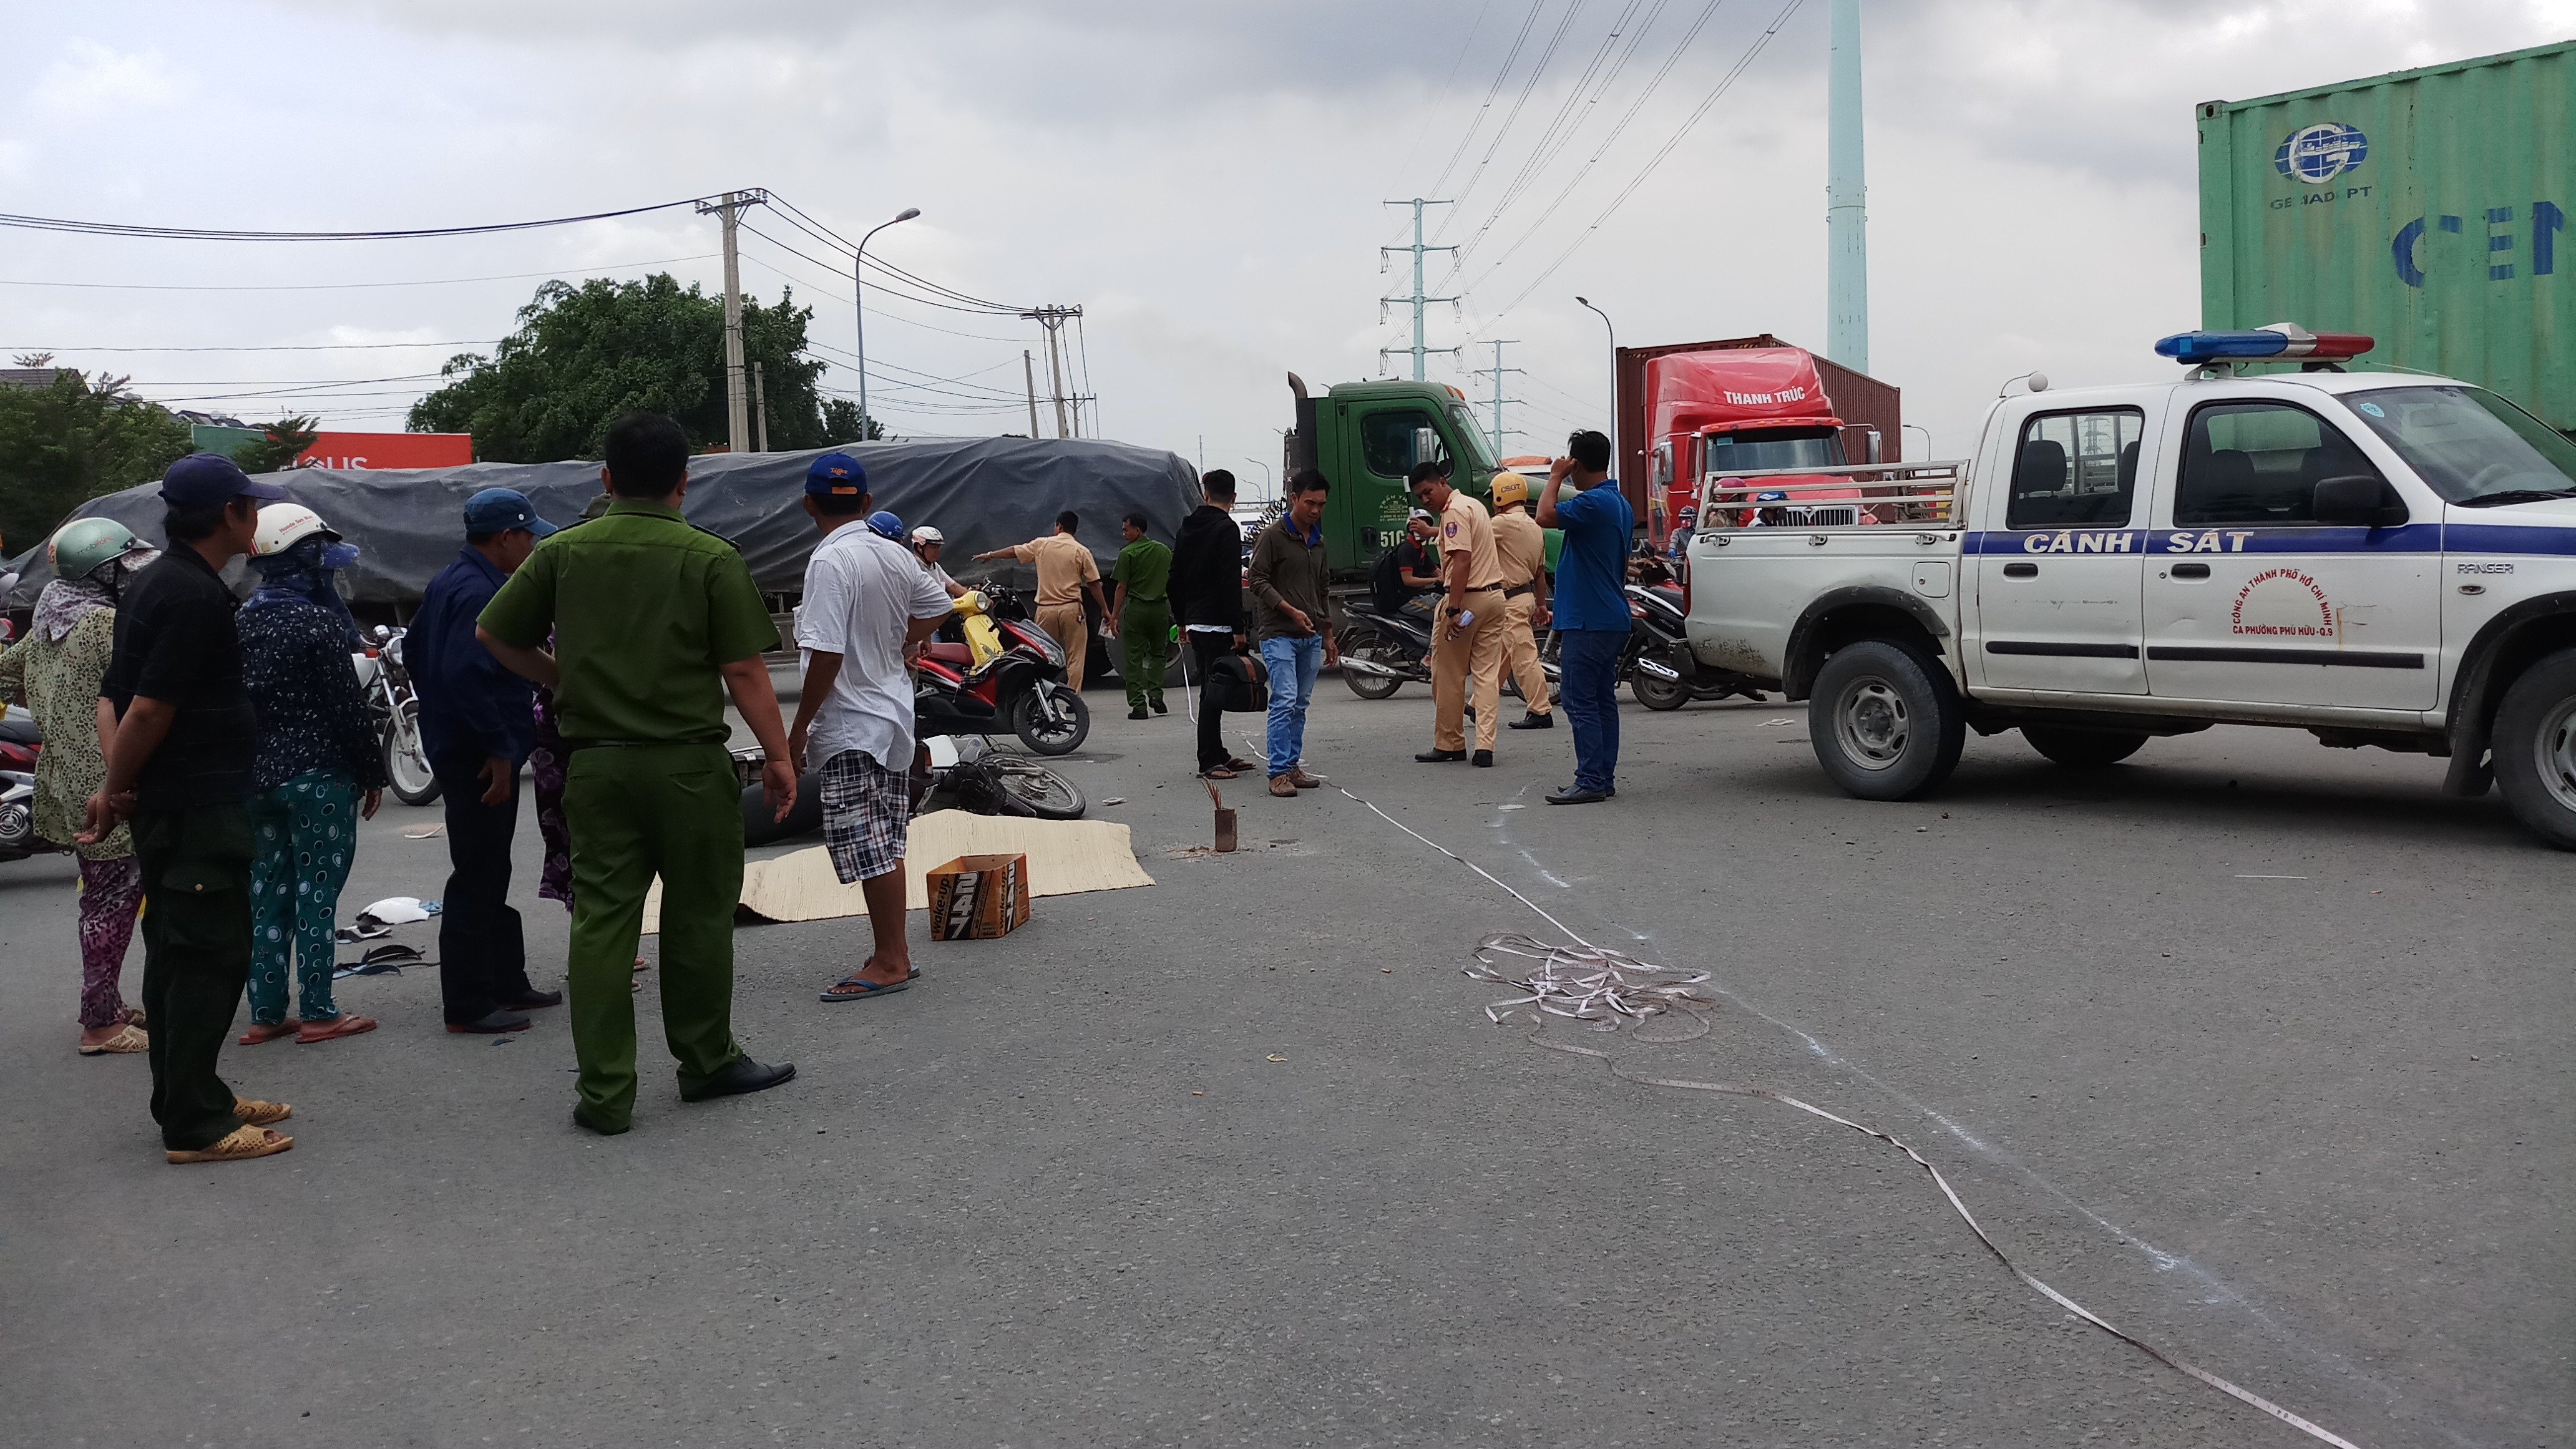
[1557,628,1624,793]
[1257,634,1324,778]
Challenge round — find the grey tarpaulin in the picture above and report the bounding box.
[3,437,1201,608]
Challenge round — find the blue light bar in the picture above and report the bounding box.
[2155,324,2374,365]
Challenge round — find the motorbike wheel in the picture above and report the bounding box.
[988,757,1088,819]
[381,705,442,806]
[1632,673,1691,711]
[1013,686,1090,756]
[1339,627,1406,700]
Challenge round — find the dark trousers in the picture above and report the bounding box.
[132,803,254,1151]
[435,751,533,1023]
[1558,628,1626,793]
[1187,630,1235,771]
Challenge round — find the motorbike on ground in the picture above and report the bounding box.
[736,688,1087,846]
[918,587,1090,756]
[1621,582,1767,711]
[1337,600,1437,699]
[358,625,440,806]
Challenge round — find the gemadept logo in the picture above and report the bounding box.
[2275,122,2369,184]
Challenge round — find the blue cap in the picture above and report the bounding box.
[866,510,905,541]
[806,451,866,497]
[161,452,289,509]
[462,487,558,538]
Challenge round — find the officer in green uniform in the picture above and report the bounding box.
[477,412,799,1134]
[1108,511,1173,720]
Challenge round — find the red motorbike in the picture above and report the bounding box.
[1,714,41,862]
[915,585,1091,756]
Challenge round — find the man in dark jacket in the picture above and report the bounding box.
[1166,469,1258,779]
[412,487,562,1033]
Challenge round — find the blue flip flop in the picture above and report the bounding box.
[819,974,913,1004]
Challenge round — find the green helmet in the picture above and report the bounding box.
[50,517,142,582]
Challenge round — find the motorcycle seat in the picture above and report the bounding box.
[0,716,39,746]
[922,642,975,667]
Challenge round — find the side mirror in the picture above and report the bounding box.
[2313,474,2408,528]
[371,624,394,641]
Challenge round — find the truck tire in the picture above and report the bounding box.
[2490,646,2576,849]
[1808,639,1964,801]
[2021,726,2149,769]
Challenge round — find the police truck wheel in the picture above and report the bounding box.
[1013,688,1090,756]
[1808,639,1964,801]
[1339,628,1405,700]
[2021,726,2149,769]
[2491,646,2576,850]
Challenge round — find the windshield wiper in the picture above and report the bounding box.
[2457,487,2576,507]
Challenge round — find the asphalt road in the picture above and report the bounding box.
[3,671,2565,1448]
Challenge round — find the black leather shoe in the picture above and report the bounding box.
[1471,749,1494,767]
[1507,713,1554,729]
[680,1056,797,1103]
[1545,786,1611,805]
[1415,748,1467,763]
[499,988,564,1010]
[1151,700,1169,715]
[447,1010,530,1034]
[572,1106,630,1136]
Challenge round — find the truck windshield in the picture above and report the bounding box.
[1702,428,1843,474]
[1444,403,1498,477]
[2338,385,2576,505]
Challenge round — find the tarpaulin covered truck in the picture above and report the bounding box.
[2197,39,2572,433]
[1613,334,1902,548]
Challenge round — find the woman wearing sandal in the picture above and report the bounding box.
[234,504,386,1047]
[0,519,157,1056]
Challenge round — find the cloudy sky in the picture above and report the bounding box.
[3,0,2568,489]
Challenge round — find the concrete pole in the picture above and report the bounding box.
[719,191,749,453]
[1825,0,1870,376]
[752,360,769,453]
[1044,316,1070,439]
[1024,350,1042,437]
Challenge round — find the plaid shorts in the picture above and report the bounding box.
[820,749,910,884]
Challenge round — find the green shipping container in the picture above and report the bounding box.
[2197,41,2573,431]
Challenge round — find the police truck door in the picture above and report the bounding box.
[2142,393,2441,709]
[1971,398,2156,695]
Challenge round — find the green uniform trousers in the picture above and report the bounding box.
[1120,601,1171,710]
[563,742,746,1129]
[132,803,255,1152]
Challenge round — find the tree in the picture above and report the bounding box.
[228,415,320,475]
[407,274,863,461]
[0,368,195,556]
[823,398,882,442]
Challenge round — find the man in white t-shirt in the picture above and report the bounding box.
[783,453,952,1003]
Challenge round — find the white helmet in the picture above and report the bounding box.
[251,502,339,557]
[910,525,944,547]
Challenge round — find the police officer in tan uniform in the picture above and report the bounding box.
[1487,471,1554,731]
[1408,461,1509,767]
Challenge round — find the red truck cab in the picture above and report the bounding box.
[1615,335,1902,548]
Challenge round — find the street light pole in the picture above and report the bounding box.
[852,207,921,440]
[1903,422,1932,462]
[1576,294,1616,467]
[1241,457,1272,502]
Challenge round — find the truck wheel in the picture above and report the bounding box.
[2021,726,2149,769]
[1807,640,1964,801]
[2491,646,2576,849]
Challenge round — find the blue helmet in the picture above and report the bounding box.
[865,510,905,541]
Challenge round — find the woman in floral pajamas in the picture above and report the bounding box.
[233,507,386,1045]
[0,520,157,1055]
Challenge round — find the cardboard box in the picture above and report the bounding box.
[925,853,1032,940]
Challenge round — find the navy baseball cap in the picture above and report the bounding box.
[462,487,558,538]
[806,451,866,497]
[160,452,289,509]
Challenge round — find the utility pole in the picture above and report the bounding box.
[1023,350,1042,437]
[751,361,769,453]
[1021,306,1083,439]
[1471,339,1523,458]
[1825,0,1870,374]
[694,188,768,453]
[1378,198,1458,381]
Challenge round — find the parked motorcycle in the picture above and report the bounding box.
[1337,600,1437,698]
[358,625,440,806]
[0,712,39,774]
[919,587,1090,756]
[736,688,1086,846]
[1622,582,1767,711]
[0,770,36,862]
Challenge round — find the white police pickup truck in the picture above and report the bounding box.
[1681,326,2576,848]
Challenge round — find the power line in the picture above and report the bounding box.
[732,251,1032,342]
[1447,0,1668,271]
[0,254,721,293]
[1477,0,1805,323]
[0,197,710,243]
[9,339,495,353]
[1442,0,1593,227]
[1381,0,1497,197]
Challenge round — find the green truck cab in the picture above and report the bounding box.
[1284,373,1501,575]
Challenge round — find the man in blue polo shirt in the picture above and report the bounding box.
[1535,430,1631,804]
[412,487,560,1033]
